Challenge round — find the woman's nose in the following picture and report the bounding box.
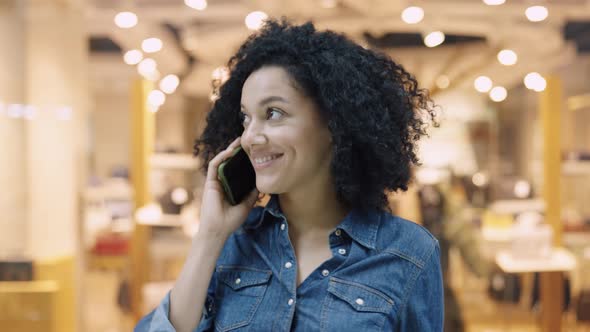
[241,121,267,148]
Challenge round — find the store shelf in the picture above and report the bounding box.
[562,160,590,176]
[136,214,184,227]
[496,247,577,273]
[489,198,544,215]
[150,153,199,170]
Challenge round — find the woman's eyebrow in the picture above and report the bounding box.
[241,96,289,110]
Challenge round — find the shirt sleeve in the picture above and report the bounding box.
[134,273,218,332]
[397,242,444,332]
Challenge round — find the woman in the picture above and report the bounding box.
[136,19,443,332]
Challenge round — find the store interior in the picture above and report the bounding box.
[1,0,590,331]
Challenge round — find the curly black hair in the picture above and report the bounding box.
[194,18,438,212]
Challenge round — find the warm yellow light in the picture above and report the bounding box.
[401,6,424,24]
[483,0,505,5]
[525,6,548,22]
[524,72,547,92]
[497,49,518,66]
[436,75,450,89]
[424,31,445,48]
[114,12,138,29]
[160,75,180,94]
[474,76,493,93]
[124,50,143,65]
[245,11,268,30]
[184,0,207,10]
[142,38,163,53]
[489,86,507,102]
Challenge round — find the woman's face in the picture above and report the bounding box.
[240,66,333,195]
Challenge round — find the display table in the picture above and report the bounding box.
[496,247,577,273]
[495,247,577,332]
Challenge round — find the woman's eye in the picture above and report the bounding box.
[266,108,283,120]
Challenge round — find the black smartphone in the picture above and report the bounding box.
[217,146,256,205]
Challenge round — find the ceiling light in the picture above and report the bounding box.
[138,58,158,79]
[483,0,505,5]
[142,38,163,53]
[424,31,445,47]
[436,75,450,89]
[525,6,548,22]
[524,72,547,92]
[212,67,230,82]
[497,49,518,66]
[245,11,268,30]
[148,90,166,109]
[472,172,489,187]
[184,0,207,10]
[474,76,493,93]
[124,50,143,65]
[489,86,507,102]
[171,188,189,205]
[114,11,138,29]
[160,74,180,94]
[514,180,531,198]
[401,6,424,24]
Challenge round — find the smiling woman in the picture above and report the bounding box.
[135,18,442,332]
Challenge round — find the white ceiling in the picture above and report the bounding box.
[87,0,590,97]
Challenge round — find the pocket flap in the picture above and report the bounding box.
[328,277,394,314]
[217,266,272,291]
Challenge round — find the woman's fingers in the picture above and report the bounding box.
[206,137,241,182]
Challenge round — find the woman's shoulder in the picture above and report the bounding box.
[375,211,439,268]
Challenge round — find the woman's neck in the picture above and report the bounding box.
[277,184,349,237]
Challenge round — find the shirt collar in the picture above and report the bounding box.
[244,194,381,250]
[337,208,380,250]
[243,194,283,230]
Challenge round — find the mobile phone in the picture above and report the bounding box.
[217,146,256,205]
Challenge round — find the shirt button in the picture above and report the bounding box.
[335,229,342,236]
[235,278,241,285]
[288,298,294,306]
[355,298,365,306]
[321,269,329,277]
[338,248,347,255]
[285,261,293,269]
[280,223,286,231]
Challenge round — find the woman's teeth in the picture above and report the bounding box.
[254,154,281,164]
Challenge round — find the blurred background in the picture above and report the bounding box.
[1,0,590,331]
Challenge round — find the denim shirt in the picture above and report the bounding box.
[135,195,444,331]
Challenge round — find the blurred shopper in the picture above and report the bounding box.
[417,175,491,332]
[136,19,442,332]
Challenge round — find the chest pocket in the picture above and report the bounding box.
[321,277,394,332]
[214,266,271,332]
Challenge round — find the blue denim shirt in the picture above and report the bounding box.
[136,195,444,331]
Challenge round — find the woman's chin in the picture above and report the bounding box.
[255,181,282,195]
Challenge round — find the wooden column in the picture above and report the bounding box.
[130,79,154,320]
[539,76,563,332]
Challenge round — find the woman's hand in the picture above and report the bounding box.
[198,137,259,238]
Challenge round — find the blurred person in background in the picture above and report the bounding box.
[395,172,491,332]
